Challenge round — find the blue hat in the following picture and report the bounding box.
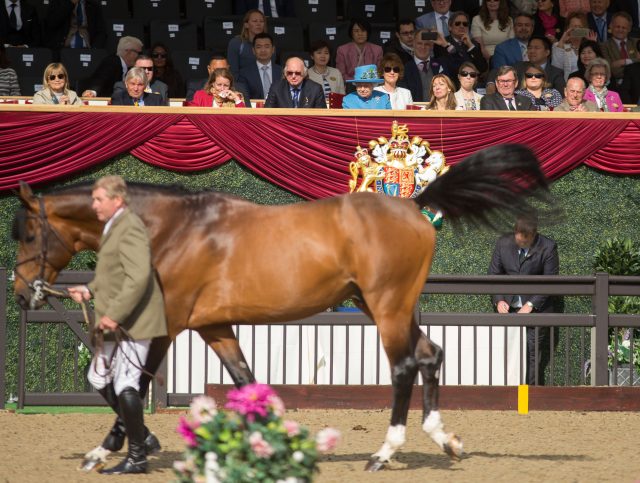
[347,64,384,84]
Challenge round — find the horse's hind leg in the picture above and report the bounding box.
[415,327,463,460]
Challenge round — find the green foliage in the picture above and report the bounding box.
[593,237,640,276]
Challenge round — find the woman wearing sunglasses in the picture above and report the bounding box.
[33,63,82,105]
[150,42,185,98]
[514,62,562,110]
[433,12,487,76]
[374,53,413,109]
[454,62,483,109]
[471,0,514,61]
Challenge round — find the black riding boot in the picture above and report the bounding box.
[101,387,148,475]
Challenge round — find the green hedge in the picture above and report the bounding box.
[2,155,639,396]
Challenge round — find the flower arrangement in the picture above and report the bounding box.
[608,328,640,371]
[174,383,340,482]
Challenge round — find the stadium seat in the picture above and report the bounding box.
[6,47,53,82]
[186,0,232,21]
[268,18,304,56]
[346,0,395,23]
[105,18,147,51]
[172,50,210,84]
[150,20,198,51]
[18,77,44,96]
[132,0,181,21]
[370,23,396,48]
[397,1,433,20]
[308,21,350,52]
[279,51,311,66]
[203,16,242,52]
[328,92,344,108]
[295,0,338,27]
[98,0,131,19]
[60,48,108,91]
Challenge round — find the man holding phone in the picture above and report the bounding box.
[400,29,444,102]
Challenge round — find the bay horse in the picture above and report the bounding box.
[12,144,549,471]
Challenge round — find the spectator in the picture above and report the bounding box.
[587,0,612,42]
[264,57,326,108]
[567,39,603,81]
[191,68,246,108]
[112,55,168,105]
[307,39,345,99]
[454,61,483,109]
[336,18,383,83]
[342,64,391,109]
[471,0,514,61]
[620,54,640,104]
[489,213,559,386]
[425,73,457,110]
[0,0,41,47]
[481,65,533,109]
[374,53,413,109]
[518,36,566,92]
[237,32,280,100]
[0,44,19,95]
[227,9,269,77]
[492,14,534,69]
[582,57,623,111]
[33,62,81,104]
[185,54,251,106]
[433,11,488,79]
[150,42,184,98]
[383,19,416,65]
[399,30,445,102]
[44,0,106,50]
[559,0,590,16]
[110,67,163,106]
[233,0,294,17]
[515,62,563,109]
[600,12,640,84]
[533,0,565,42]
[554,75,598,110]
[81,35,142,97]
[416,0,453,37]
[552,12,597,80]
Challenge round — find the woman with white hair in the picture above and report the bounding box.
[582,58,624,112]
[110,67,163,106]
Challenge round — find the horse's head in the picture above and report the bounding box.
[12,182,79,310]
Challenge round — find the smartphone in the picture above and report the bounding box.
[570,28,589,38]
[421,31,438,41]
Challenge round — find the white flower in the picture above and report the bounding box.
[292,450,305,462]
[316,427,341,453]
[190,395,217,424]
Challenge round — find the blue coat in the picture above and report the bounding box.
[342,90,391,109]
[492,38,525,69]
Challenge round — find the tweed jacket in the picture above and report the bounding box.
[600,37,640,81]
[32,88,82,105]
[553,99,599,111]
[88,208,167,340]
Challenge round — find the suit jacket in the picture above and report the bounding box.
[237,62,281,99]
[488,233,559,312]
[492,38,527,69]
[88,208,167,340]
[43,0,106,50]
[264,78,326,108]
[0,0,41,46]
[233,0,295,16]
[186,77,252,106]
[112,79,168,105]
[81,54,126,97]
[110,90,164,106]
[553,99,599,111]
[433,35,488,78]
[480,92,533,110]
[620,61,640,104]
[383,38,413,66]
[600,37,640,81]
[514,61,566,93]
[400,58,445,102]
[587,12,612,42]
[416,11,451,32]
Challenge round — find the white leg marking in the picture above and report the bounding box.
[423,410,449,449]
[84,445,110,462]
[372,425,406,462]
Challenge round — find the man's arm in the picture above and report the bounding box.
[529,241,559,309]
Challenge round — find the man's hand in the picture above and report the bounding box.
[496,300,510,313]
[518,303,534,314]
[68,285,91,303]
[99,316,118,331]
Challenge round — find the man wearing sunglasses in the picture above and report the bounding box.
[112,55,168,105]
[383,19,416,65]
[264,56,326,108]
[80,36,143,97]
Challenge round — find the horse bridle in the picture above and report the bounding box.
[14,197,76,309]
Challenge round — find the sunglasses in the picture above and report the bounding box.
[459,71,478,78]
[384,66,400,73]
[285,70,302,77]
[151,53,167,59]
[525,72,544,79]
[48,73,65,80]
[453,21,469,27]
[140,66,154,71]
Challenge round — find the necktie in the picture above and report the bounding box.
[291,88,300,107]
[519,248,527,264]
[440,15,449,37]
[133,99,139,106]
[521,42,528,61]
[261,65,271,97]
[420,61,428,72]
[321,74,331,99]
[262,0,272,17]
[507,98,516,111]
[596,17,605,41]
[74,1,84,48]
[620,40,628,60]
[9,2,17,30]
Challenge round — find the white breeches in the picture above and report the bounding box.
[87,339,151,396]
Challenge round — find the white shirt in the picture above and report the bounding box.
[435,12,450,37]
[103,207,125,236]
[257,60,272,96]
[6,0,21,30]
[374,85,413,109]
[259,0,279,17]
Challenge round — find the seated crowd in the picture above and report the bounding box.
[1,0,639,111]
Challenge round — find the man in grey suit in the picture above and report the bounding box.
[416,0,452,37]
[264,57,326,108]
[112,55,168,105]
[489,213,559,385]
[480,65,533,110]
[237,32,280,100]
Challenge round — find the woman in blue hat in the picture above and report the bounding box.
[342,64,392,109]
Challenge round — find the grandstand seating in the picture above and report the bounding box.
[149,20,198,51]
[6,48,53,95]
[203,16,242,52]
[172,50,211,83]
[296,0,339,26]
[131,0,181,21]
[397,1,433,20]
[186,0,233,20]
[99,0,131,19]
[308,21,350,52]
[60,48,108,92]
[268,18,305,58]
[370,23,396,48]
[105,18,147,51]
[346,0,396,23]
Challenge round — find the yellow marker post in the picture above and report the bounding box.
[518,384,529,414]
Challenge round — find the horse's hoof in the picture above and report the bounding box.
[443,433,463,461]
[78,457,105,473]
[364,456,387,472]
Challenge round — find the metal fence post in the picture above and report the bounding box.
[592,272,609,386]
[0,268,6,409]
[152,354,168,410]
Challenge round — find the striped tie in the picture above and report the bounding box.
[321,74,331,99]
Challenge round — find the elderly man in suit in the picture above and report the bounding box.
[554,76,599,111]
[0,0,41,46]
[81,35,142,97]
[489,213,559,386]
[110,67,163,106]
[112,55,168,105]
[481,65,533,110]
[69,175,167,474]
[44,0,107,50]
[416,0,452,37]
[601,12,640,83]
[492,14,535,69]
[264,56,326,108]
[238,32,280,99]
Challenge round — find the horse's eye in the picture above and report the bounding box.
[25,234,35,243]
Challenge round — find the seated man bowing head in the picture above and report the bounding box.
[264,57,327,108]
[111,67,164,106]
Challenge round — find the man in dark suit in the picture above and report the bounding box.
[233,0,294,17]
[264,56,326,108]
[492,14,534,69]
[0,0,41,47]
[400,30,444,102]
[81,35,142,97]
[383,18,416,66]
[43,0,106,50]
[587,0,613,42]
[185,54,251,106]
[489,213,559,386]
[237,32,280,99]
[111,67,164,106]
[620,58,640,104]
[481,65,533,110]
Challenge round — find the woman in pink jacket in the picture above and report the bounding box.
[336,18,383,83]
[583,58,624,112]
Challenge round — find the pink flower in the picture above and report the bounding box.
[225,383,275,422]
[268,394,286,417]
[283,420,300,437]
[177,416,198,447]
[190,395,217,424]
[316,427,341,453]
[249,431,274,458]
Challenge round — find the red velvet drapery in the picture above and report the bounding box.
[1,110,639,198]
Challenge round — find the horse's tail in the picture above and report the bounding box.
[414,144,551,228]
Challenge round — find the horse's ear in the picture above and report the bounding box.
[17,181,37,209]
